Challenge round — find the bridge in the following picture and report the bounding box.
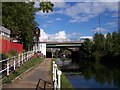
[33,40,82,57]
[46,42,82,48]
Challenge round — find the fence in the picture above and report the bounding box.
[0,39,23,53]
[0,51,34,77]
[52,61,62,90]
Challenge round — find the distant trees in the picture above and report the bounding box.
[2,2,54,50]
[80,32,120,61]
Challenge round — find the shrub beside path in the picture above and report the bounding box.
[2,58,52,89]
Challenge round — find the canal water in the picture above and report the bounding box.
[56,58,120,89]
[66,74,117,89]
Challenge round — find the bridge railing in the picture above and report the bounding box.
[39,38,82,43]
[52,61,62,89]
[0,51,34,78]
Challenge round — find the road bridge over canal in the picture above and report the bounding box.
[46,42,82,48]
[33,41,82,57]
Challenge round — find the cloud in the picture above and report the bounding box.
[53,2,67,8]
[55,18,62,21]
[67,32,81,37]
[34,1,40,8]
[36,2,118,23]
[54,30,67,39]
[48,20,53,23]
[66,2,118,23]
[37,2,118,23]
[39,29,49,39]
[43,24,47,28]
[112,12,118,18]
[36,0,119,2]
[39,29,69,42]
[36,11,55,16]
[36,0,118,23]
[106,21,117,28]
[91,27,107,33]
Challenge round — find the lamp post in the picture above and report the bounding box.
[35,27,40,52]
[18,30,22,44]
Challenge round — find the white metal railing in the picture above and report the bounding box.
[0,51,34,77]
[52,61,62,90]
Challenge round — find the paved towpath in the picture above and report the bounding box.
[3,58,53,89]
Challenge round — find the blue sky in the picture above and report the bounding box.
[34,1,119,40]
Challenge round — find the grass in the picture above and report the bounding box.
[2,57,42,84]
[61,73,74,90]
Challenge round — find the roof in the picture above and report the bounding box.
[0,26,10,34]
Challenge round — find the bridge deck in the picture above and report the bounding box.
[46,42,82,48]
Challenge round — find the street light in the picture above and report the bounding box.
[18,30,22,44]
[35,27,40,52]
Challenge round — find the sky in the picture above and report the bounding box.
[34,0,119,41]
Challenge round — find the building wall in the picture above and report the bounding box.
[0,26,10,41]
[33,43,46,57]
[0,26,23,54]
[0,39,23,54]
[39,43,46,56]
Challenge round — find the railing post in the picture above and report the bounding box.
[13,56,16,71]
[24,52,26,62]
[32,51,33,58]
[27,52,28,61]
[53,61,55,81]
[18,54,21,67]
[22,53,24,64]
[57,70,62,89]
[7,59,9,76]
[28,51,29,59]
[54,64,57,90]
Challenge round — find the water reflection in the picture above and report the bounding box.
[66,75,117,88]
[56,58,79,72]
[78,60,120,88]
[63,60,120,89]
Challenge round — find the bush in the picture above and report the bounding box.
[1,53,11,60]
[9,49,18,56]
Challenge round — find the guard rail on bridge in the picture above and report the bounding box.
[0,51,34,78]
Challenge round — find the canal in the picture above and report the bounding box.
[56,58,120,89]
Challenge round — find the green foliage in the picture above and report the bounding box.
[39,2,54,13]
[79,60,120,87]
[2,2,54,50]
[9,49,18,56]
[80,32,120,61]
[1,49,18,59]
[93,33,105,52]
[1,53,11,59]
[62,50,71,55]
[81,39,93,59]
[61,73,74,89]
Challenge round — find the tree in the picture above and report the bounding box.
[105,33,112,54]
[39,1,54,13]
[112,32,120,56]
[2,2,54,50]
[93,33,105,52]
[81,39,93,59]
